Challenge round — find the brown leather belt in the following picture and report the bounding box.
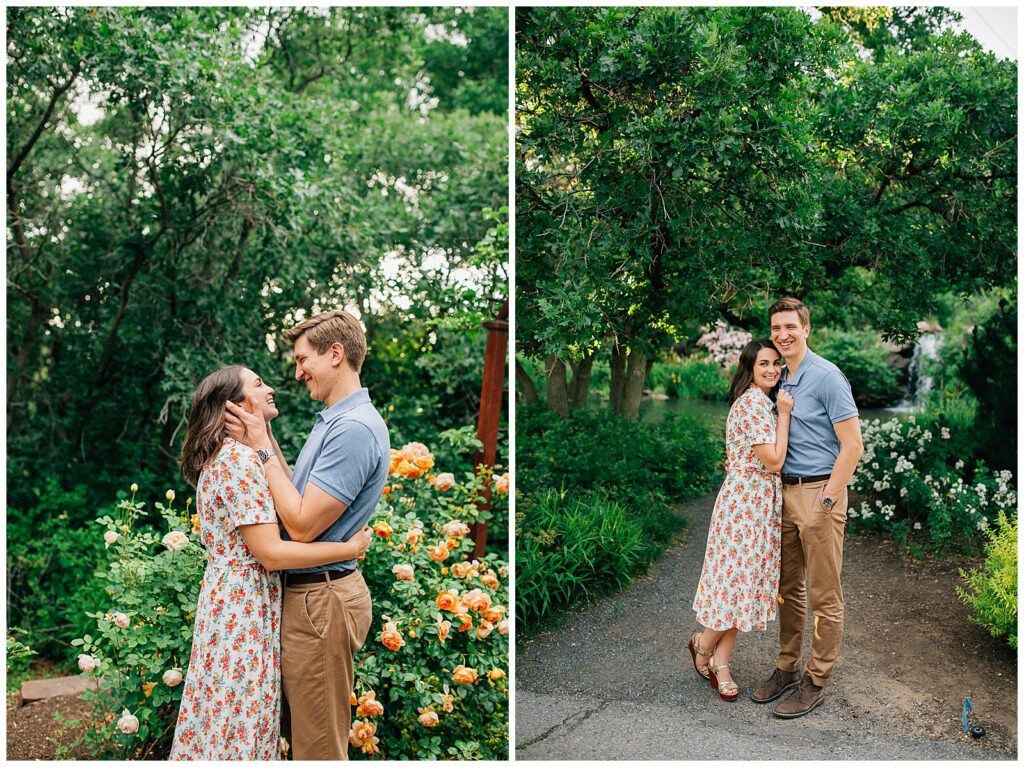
[284,568,355,587]
[781,473,832,485]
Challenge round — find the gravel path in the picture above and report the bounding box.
[515,491,1016,760]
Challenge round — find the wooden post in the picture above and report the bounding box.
[471,299,508,559]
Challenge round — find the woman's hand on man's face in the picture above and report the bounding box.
[225,396,272,449]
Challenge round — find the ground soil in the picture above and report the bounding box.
[7,692,98,760]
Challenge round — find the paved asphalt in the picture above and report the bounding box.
[514,492,1014,761]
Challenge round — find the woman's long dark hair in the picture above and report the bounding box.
[728,339,782,405]
[180,365,246,487]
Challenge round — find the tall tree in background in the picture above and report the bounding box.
[516,6,1016,419]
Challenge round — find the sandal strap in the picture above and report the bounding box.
[692,633,712,657]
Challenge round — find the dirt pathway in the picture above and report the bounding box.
[516,491,1016,760]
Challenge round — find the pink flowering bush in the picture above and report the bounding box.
[696,320,752,368]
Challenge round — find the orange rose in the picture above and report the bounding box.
[190,514,200,535]
[487,668,506,681]
[476,620,494,639]
[429,544,449,562]
[397,459,422,479]
[435,590,459,612]
[380,621,405,652]
[414,456,434,471]
[382,485,392,496]
[480,571,500,589]
[405,527,424,545]
[463,588,492,612]
[372,522,393,538]
[483,604,505,623]
[350,692,358,706]
[452,665,478,684]
[445,537,459,551]
[418,709,439,727]
[495,472,509,494]
[349,719,376,746]
[355,690,384,718]
[450,561,470,579]
[436,619,451,644]
[443,520,471,539]
[455,611,474,632]
[442,693,455,712]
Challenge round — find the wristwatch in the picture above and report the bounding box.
[256,447,276,465]
[820,494,836,511]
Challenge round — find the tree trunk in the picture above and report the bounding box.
[568,352,595,409]
[609,342,627,415]
[514,357,540,406]
[544,355,570,417]
[620,348,649,421]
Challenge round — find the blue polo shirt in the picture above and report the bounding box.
[283,388,390,574]
[779,349,858,476]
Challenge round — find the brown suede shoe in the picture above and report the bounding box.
[771,675,825,718]
[750,667,801,703]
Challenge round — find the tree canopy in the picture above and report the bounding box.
[516,6,1016,418]
[7,6,509,510]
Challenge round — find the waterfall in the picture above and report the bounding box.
[890,332,944,412]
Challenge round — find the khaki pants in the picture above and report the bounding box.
[777,480,847,687]
[281,571,373,760]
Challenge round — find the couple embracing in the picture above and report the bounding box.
[170,310,390,760]
[690,298,864,718]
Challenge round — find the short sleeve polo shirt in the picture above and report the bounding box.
[779,349,859,476]
[283,388,391,574]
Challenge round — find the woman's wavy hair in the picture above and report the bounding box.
[180,365,247,487]
[728,339,782,405]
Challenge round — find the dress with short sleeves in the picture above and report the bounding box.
[692,385,782,632]
[170,439,282,760]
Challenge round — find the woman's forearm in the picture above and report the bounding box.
[262,539,359,572]
[774,413,790,466]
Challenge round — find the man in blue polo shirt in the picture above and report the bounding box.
[226,309,390,759]
[751,298,863,719]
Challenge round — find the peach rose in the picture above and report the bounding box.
[356,690,384,718]
[418,709,439,727]
[116,709,139,734]
[495,473,509,494]
[141,681,156,698]
[350,692,358,706]
[349,719,377,750]
[498,619,509,635]
[443,520,470,539]
[429,543,449,562]
[103,531,119,547]
[442,693,455,712]
[455,612,474,632]
[463,588,491,612]
[372,522,393,539]
[435,590,459,611]
[451,561,473,579]
[190,514,200,534]
[380,622,405,652]
[436,619,451,644]
[162,668,183,687]
[162,531,188,551]
[482,604,505,623]
[480,570,500,589]
[432,473,455,491]
[392,563,414,582]
[476,620,494,639]
[488,668,506,681]
[452,665,478,684]
[111,612,130,629]
[405,526,424,545]
[78,654,98,673]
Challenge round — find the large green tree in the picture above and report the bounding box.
[516,6,1016,419]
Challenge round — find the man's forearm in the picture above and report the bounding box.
[269,433,293,480]
[826,446,862,497]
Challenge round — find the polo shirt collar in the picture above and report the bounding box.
[317,387,370,423]
[783,348,819,386]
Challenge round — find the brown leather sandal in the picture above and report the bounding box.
[688,632,712,680]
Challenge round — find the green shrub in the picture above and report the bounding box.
[649,359,730,401]
[7,627,37,692]
[958,510,1017,649]
[814,328,902,408]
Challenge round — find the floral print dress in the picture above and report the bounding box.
[693,386,782,632]
[170,439,282,760]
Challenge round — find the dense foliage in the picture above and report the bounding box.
[958,511,1018,650]
[516,6,1016,418]
[7,6,508,660]
[69,441,509,759]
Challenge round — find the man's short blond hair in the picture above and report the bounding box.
[283,310,367,373]
[768,297,811,328]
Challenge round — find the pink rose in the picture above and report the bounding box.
[78,654,98,673]
[103,531,119,547]
[392,563,414,582]
[111,612,130,629]
[498,619,509,635]
[162,668,183,687]
[116,709,139,734]
[432,473,455,491]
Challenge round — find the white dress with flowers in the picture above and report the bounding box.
[692,386,782,632]
[170,439,282,761]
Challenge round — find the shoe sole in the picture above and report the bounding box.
[772,695,825,719]
[750,680,800,704]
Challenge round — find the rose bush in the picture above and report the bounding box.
[72,440,508,760]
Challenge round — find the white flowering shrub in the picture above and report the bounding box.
[849,415,1016,552]
[696,320,753,368]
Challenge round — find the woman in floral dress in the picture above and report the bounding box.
[690,340,793,701]
[171,366,373,760]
